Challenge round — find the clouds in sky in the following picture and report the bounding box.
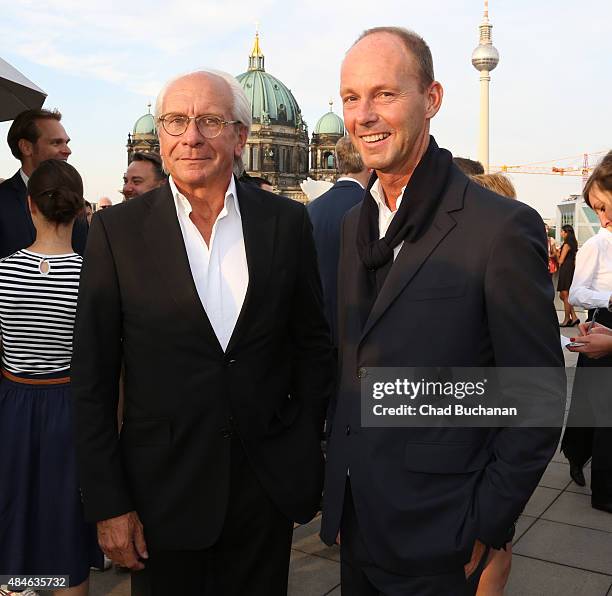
[0,0,609,215]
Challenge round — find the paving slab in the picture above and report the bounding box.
[539,460,572,490]
[514,519,612,575]
[506,554,612,596]
[288,549,341,596]
[542,491,612,533]
[522,486,562,517]
[514,514,538,543]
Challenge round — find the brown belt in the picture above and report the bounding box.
[1,369,70,385]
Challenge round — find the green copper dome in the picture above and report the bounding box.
[133,111,156,135]
[236,32,303,127]
[314,104,344,135]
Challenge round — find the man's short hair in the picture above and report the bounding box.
[335,136,365,175]
[131,152,167,182]
[583,150,612,208]
[7,109,63,160]
[354,27,434,90]
[471,173,516,199]
[454,157,485,176]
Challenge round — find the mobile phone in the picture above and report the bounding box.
[566,342,586,348]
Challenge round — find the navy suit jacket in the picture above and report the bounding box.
[0,169,88,259]
[320,165,564,574]
[307,179,364,345]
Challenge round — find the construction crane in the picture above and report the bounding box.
[490,150,606,180]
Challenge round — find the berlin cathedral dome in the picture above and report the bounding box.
[310,101,345,182]
[236,31,309,202]
[126,103,159,163]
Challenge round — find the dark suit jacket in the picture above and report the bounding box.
[320,165,564,574]
[0,169,88,258]
[71,179,333,550]
[307,179,364,345]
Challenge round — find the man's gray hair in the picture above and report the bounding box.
[155,69,252,177]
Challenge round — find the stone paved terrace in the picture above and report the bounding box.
[54,309,612,595]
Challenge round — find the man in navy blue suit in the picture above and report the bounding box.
[307,136,369,345]
[0,109,87,259]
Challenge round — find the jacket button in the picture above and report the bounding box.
[220,428,233,439]
[357,367,367,379]
[227,359,236,367]
[345,425,351,436]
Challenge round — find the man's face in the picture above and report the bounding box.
[340,33,441,175]
[158,73,247,189]
[30,119,71,167]
[122,160,163,200]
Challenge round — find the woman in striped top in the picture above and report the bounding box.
[0,160,102,594]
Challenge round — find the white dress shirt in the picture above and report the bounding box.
[370,178,407,260]
[569,227,612,309]
[171,176,249,351]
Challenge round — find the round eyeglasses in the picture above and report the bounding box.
[157,114,240,138]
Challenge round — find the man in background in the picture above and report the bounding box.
[97,197,113,209]
[307,136,369,345]
[453,156,484,175]
[0,108,88,258]
[122,152,167,201]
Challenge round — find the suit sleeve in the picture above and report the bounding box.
[289,206,334,435]
[71,214,133,522]
[476,203,564,548]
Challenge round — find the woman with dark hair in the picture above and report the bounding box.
[557,224,579,326]
[0,160,102,594]
[561,150,612,513]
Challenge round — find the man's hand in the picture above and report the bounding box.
[97,511,148,570]
[464,539,487,579]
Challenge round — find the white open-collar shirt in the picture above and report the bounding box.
[370,178,407,261]
[170,175,249,351]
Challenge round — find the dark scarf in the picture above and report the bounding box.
[356,136,453,324]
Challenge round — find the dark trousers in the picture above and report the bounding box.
[340,481,487,596]
[131,438,293,596]
[562,310,612,501]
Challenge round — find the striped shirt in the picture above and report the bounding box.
[0,250,82,375]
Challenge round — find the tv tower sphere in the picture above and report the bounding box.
[471,44,499,72]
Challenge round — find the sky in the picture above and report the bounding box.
[0,0,609,219]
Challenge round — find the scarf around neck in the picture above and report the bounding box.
[357,136,453,272]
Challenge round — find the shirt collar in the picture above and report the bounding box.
[370,178,406,213]
[597,227,612,242]
[170,175,240,219]
[337,176,364,189]
[19,169,29,187]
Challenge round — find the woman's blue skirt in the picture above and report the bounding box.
[0,375,103,586]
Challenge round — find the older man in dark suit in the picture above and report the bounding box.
[0,109,87,258]
[320,27,564,595]
[72,70,333,595]
[307,137,369,345]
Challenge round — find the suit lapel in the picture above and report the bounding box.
[359,169,468,343]
[226,181,276,353]
[141,185,222,351]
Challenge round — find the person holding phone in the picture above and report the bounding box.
[561,150,612,513]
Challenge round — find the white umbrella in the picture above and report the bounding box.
[0,56,46,122]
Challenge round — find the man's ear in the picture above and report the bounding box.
[234,125,248,158]
[425,81,443,120]
[19,138,34,159]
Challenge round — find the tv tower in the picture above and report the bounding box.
[471,0,499,173]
